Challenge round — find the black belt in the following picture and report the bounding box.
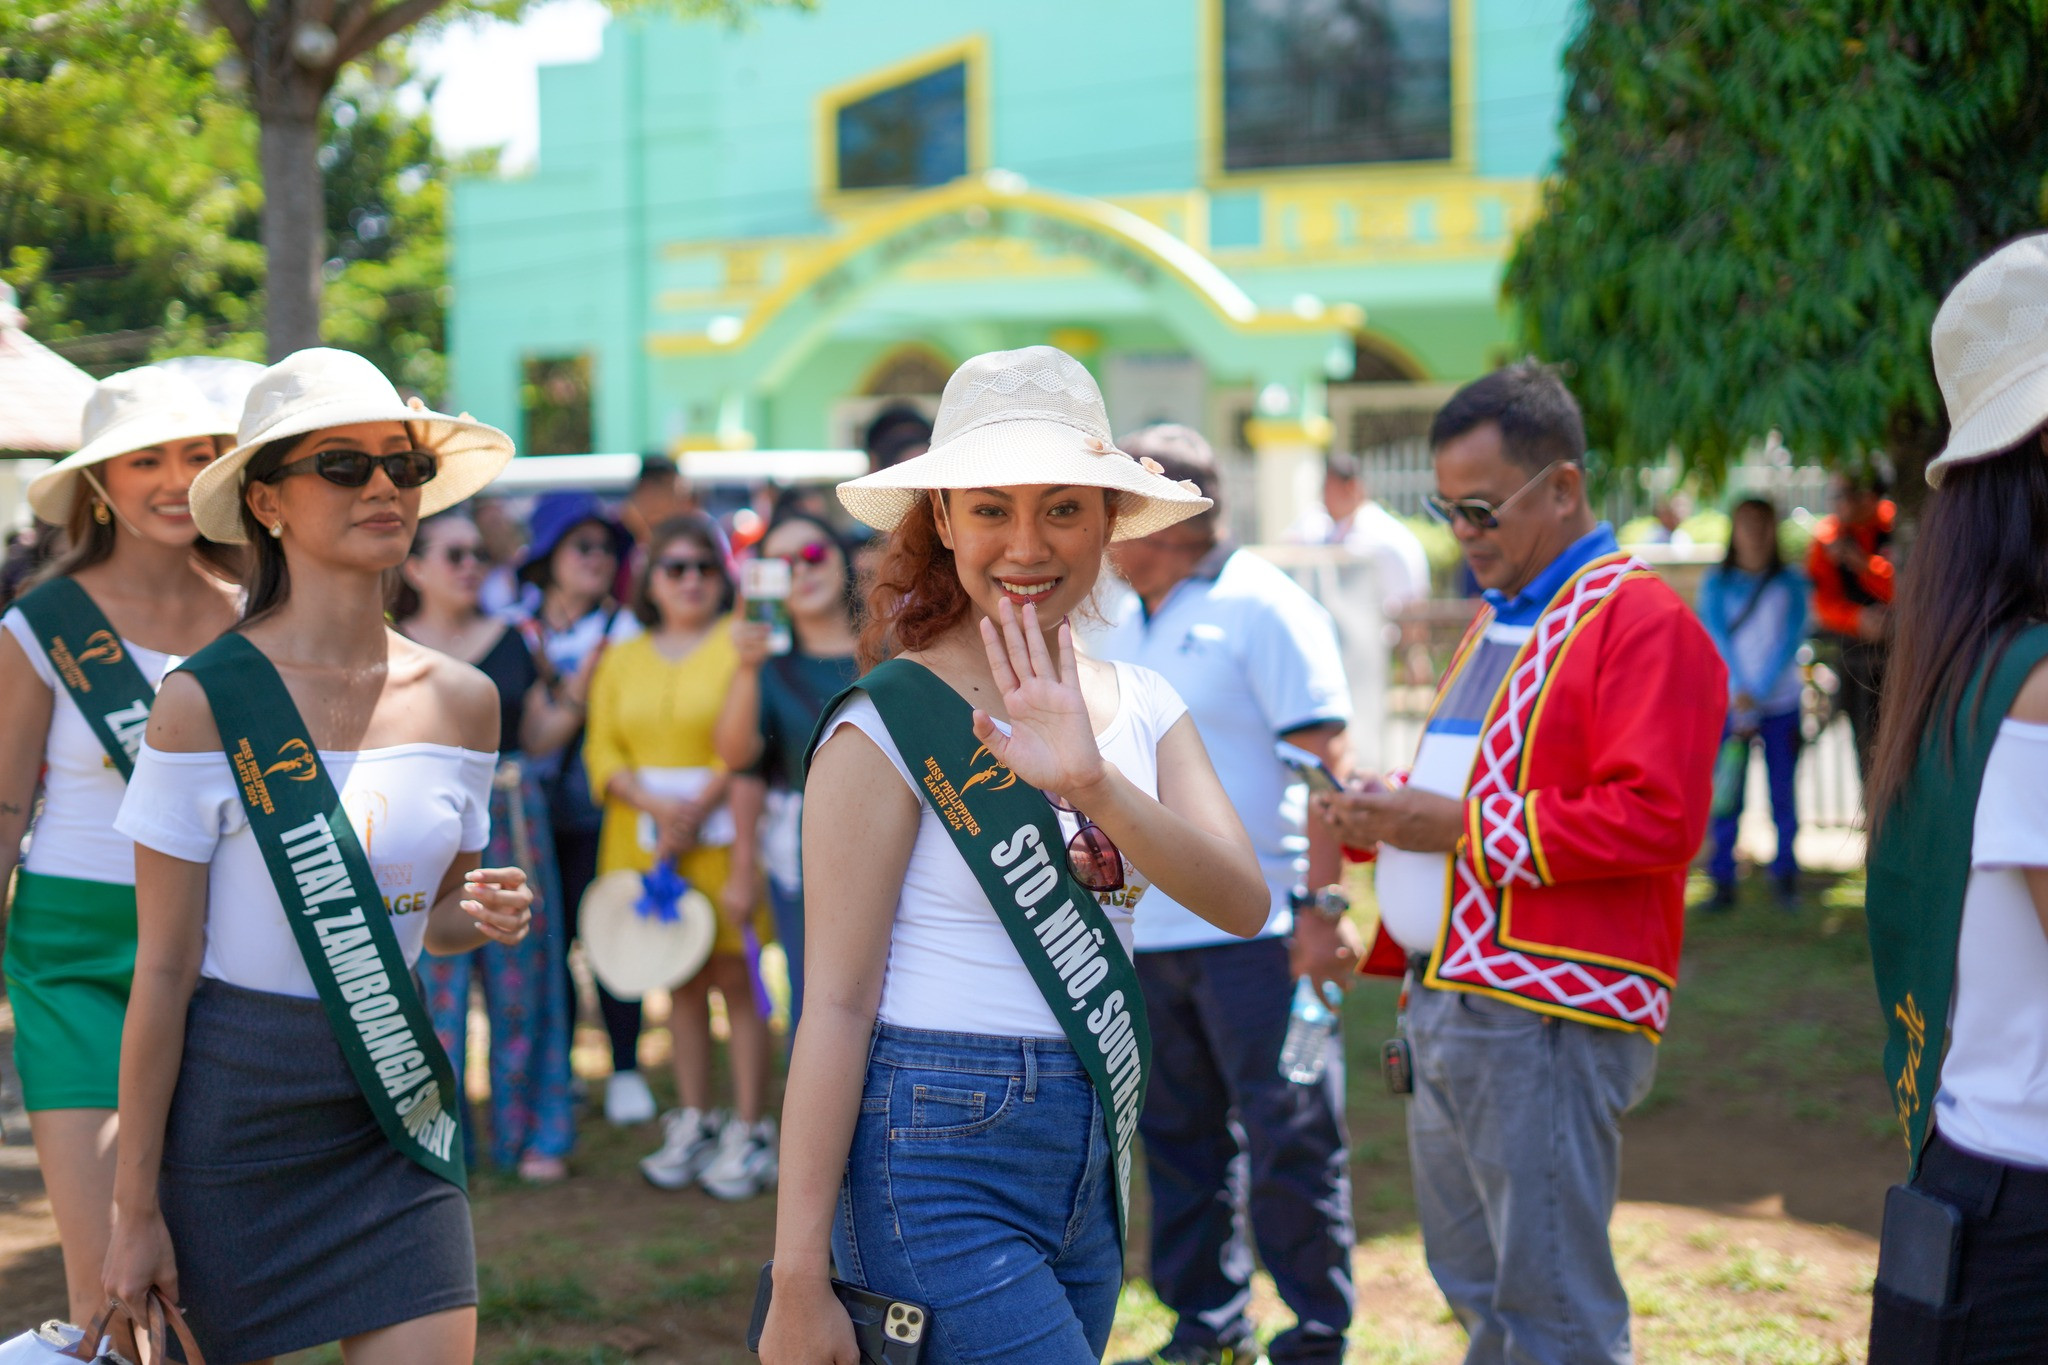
[1923,1128,2048,1219]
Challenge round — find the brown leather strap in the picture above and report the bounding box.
[61,1289,206,1365]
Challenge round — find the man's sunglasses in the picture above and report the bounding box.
[656,557,721,580]
[1424,459,1571,531]
[1046,791,1126,894]
[775,541,832,567]
[264,448,438,490]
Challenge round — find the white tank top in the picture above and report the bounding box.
[818,661,1188,1038]
[1,606,181,886]
[115,741,494,998]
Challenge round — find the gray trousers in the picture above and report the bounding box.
[1405,981,1657,1365]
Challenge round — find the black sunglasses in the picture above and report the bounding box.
[1046,791,1126,894]
[437,545,490,567]
[656,557,721,580]
[1425,459,1571,531]
[265,448,439,490]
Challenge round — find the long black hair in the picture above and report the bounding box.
[1866,441,2048,824]
[1720,497,1785,579]
[236,434,307,623]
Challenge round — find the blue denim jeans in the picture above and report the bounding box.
[1708,709,1801,886]
[1406,981,1658,1365]
[833,1024,1123,1364]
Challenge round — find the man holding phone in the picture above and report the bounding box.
[1098,425,1358,1365]
[1314,365,1725,1365]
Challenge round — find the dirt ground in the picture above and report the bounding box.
[0,874,1894,1362]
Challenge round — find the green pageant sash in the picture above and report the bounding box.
[12,577,157,779]
[180,633,466,1189]
[1866,623,2048,1176]
[806,659,1151,1246]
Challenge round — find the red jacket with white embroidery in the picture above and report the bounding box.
[1357,554,1727,1040]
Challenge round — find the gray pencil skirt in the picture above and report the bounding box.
[160,977,476,1363]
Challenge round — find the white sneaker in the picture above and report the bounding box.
[605,1070,657,1126]
[700,1115,778,1200]
[639,1107,722,1189]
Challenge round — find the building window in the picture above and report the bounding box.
[835,60,968,192]
[1222,0,1453,171]
[521,355,593,456]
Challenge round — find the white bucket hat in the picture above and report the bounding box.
[1927,232,2048,487]
[579,870,718,999]
[27,365,236,526]
[188,347,514,543]
[835,345,1213,540]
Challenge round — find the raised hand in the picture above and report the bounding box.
[971,598,1107,805]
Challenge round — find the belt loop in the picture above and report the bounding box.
[1022,1038,1038,1102]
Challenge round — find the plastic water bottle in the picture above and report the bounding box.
[1279,977,1344,1085]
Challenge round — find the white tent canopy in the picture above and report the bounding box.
[0,283,95,455]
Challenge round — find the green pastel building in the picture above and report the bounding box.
[449,0,1577,537]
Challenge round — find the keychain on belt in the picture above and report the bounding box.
[1381,969,1416,1096]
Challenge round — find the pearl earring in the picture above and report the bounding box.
[270,522,284,539]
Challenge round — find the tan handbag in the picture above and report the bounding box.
[64,1290,206,1365]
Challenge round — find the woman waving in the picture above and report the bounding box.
[760,347,1266,1365]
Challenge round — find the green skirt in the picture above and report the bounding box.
[4,869,137,1110]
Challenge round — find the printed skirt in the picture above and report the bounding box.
[161,977,476,1361]
[2,870,135,1110]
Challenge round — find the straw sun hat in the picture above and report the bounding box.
[27,366,237,526]
[1928,232,2048,487]
[579,870,718,999]
[188,347,514,543]
[835,345,1213,539]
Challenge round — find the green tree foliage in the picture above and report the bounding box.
[1,2,474,399]
[1506,1,2048,494]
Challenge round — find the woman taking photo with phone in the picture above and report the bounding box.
[759,347,1266,1365]
[0,366,238,1337]
[1865,236,2048,1360]
[583,514,777,1199]
[105,348,532,1364]
[397,510,582,1182]
[713,512,862,1044]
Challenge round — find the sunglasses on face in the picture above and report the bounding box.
[656,557,721,581]
[1046,791,1126,894]
[264,448,439,490]
[437,545,489,568]
[562,535,617,558]
[775,542,832,567]
[1424,459,1571,531]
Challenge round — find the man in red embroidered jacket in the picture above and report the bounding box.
[1315,364,1726,1365]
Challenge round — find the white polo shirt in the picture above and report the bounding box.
[1095,545,1353,950]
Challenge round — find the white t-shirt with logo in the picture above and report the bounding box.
[1935,718,2048,1167]
[2,608,179,885]
[115,742,494,997]
[818,661,1187,1038]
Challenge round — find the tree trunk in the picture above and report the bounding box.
[259,107,325,359]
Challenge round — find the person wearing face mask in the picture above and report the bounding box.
[582,515,777,1200]
[396,511,583,1181]
[0,366,241,1340]
[105,348,532,1363]
[713,513,862,1049]
[758,347,1267,1365]
[1314,363,1726,1365]
[509,491,652,1124]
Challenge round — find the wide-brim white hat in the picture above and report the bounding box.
[189,347,514,542]
[836,345,1212,541]
[579,870,718,999]
[28,365,237,526]
[1928,232,2048,487]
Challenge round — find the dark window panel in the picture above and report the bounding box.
[836,61,969,192]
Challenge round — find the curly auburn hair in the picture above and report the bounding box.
[856,489,1121,670]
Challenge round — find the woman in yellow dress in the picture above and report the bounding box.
[583,513,776,1200]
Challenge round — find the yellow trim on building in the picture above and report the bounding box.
[815,34,991,212]
[1197,0,1476,187]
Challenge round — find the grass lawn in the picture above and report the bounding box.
[0,869,1894,1363]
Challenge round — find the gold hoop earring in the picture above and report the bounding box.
[270,522,284,539]
[92,500,111,526]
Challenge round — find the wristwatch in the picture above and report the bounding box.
[1289,883,1352,923]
